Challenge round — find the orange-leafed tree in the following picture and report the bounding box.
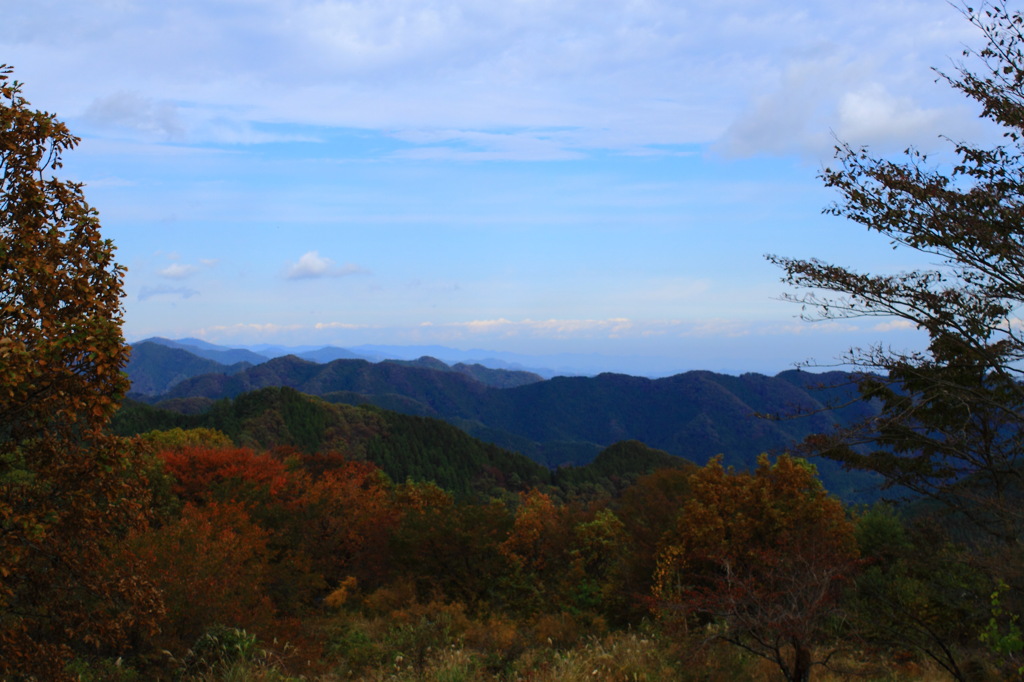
[156,445,328,614]
[499,489,574,613]
[654,455,859,682]
[127,501,275,653]
[297,459,399,590]
[0,66,161,678]
[500,489,567,575]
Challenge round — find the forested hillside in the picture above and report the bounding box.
[116,387,547,498]
[114,386,691,500]
[129,351,881,499]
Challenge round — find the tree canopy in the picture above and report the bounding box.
[0,65,159,679]
[654,455,858,682]
[769,1,1024,546]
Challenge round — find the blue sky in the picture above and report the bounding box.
[3,0,1002,375]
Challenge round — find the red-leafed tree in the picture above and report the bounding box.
[654,455,859,682]
[0,66,161,678]
[158,445,295,508]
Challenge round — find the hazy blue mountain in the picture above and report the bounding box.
[134,338,713,378]
[126,341,253,396]
[385,356,544,388]
[139,337,269,366]
[296,346,372,363]
[348,344,580,378]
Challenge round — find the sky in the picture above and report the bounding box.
[2,0,1004,375]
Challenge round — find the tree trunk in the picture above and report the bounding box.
[790,638,812,682]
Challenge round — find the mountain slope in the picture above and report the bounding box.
[126,341,252,396]
[385,356,544,388]
[142,356,880,496]
[115,386,551,498]
[139,336,270,365]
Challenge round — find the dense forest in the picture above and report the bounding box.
[124,340,884,501]
[8,3,1024,681]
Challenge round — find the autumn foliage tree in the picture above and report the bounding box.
[769,1,1024,547]
[0,66,160,678]
[654,455,859,682]
[127,502,275,653]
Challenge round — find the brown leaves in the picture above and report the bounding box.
[0,67,158,678]
[654,455,860,681]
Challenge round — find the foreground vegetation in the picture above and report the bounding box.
[52,426,1023,681]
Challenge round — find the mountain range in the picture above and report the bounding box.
[124,338,882,501]
[128,337,715,378]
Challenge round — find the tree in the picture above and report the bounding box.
[848,505,990,680]
[498,489,574,613]
[653,455,859,682]
[611,468,695,623]
[126,502,275,654]
[769,1,1024,547]
[0,66,160,678]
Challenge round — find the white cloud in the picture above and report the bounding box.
[835,83,951,149]
[873,319,918,332]
[159,263,199,279]
[285,251,368,280]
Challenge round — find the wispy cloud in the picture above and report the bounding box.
[138,285,199,301]
[679,319,753,338]
[285,251,368,280]
[315,321,373,330]
[198,323,306,337]
[422,317,642,339]
[391,129,587,162]
[83,91,185,140]
[11,1,980,155]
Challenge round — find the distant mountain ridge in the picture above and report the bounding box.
[138,337,270,366]
[126,342,254,396]
[127,340,545,397]
[131,337,571,378]
[128,344,882,501]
